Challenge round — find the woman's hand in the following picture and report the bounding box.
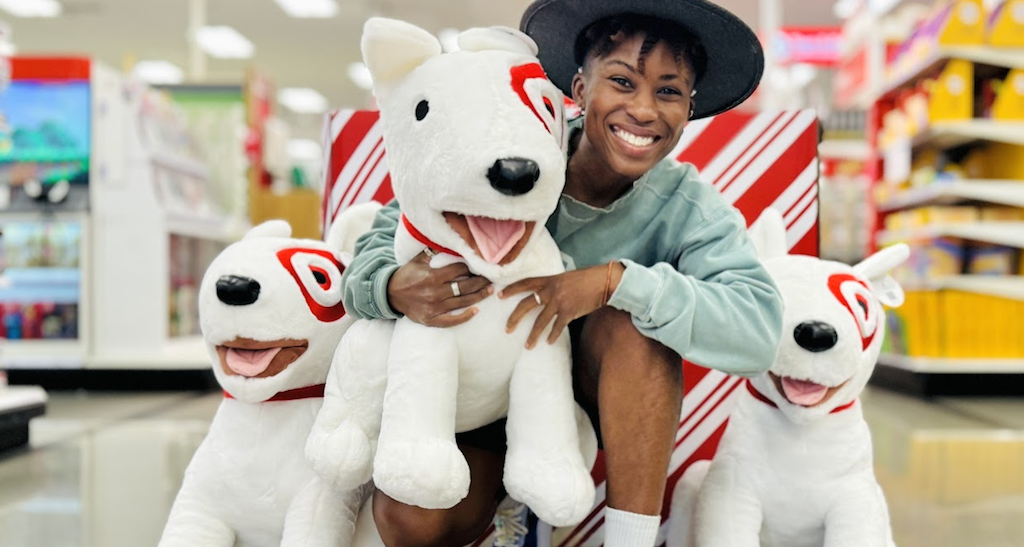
[387,251,493,328]
[500,262,624,349]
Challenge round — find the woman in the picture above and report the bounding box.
[342,1,783,546]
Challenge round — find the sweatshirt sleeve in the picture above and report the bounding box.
[606,206,783,377]
[340,199,403,320]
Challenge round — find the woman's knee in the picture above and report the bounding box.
[373,490,493,547]
[580,307,681,374]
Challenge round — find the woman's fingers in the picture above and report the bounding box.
[526,302,558,350]
[506,293,541,333]
[427,307,479,329]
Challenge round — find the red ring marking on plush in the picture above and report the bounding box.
[510,63,553,133]
[827,273,876,350]
[276,248,347,322]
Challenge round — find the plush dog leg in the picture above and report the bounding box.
[666,459,710,547]
[280,480,369,547]
[307,320,394,489]
[374,320,469,509]
[503,333,595,526]
[823,481,896,547]
[159,490,235,547]
[694,456,762,547]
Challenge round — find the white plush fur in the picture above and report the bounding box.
[668,209,907,547]
[159,220,372,547]
[306,17,595,527]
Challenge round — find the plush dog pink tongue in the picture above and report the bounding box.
[781,377,829,406]
[465,216,526,264]
[226,347,282,377]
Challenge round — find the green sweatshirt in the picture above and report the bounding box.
[341,136,784,377]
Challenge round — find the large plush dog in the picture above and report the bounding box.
[159,216,377,547]
[668,210,906,547]
[306,18,595,527]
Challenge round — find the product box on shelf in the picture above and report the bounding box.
[987,0,1024,46]
[322,107,820,546]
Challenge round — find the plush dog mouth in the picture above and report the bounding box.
[216,338,308,378]
[444,212,535,265]
[769,372,848,408]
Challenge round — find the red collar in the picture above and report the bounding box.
[224,383,326,402]
[401,214,462,257]
[745,379,856,414]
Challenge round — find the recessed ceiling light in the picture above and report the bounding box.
[347,62,372,91]
[195,26,254,59]
[133,60,185,85]
[273,0,337,18]
[0,0,60,17]
[278,87,329,114]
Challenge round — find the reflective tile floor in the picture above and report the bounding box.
[0,387,1022,547]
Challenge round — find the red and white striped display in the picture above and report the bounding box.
[321,108,820,546]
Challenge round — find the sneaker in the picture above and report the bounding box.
[492,497,530,547]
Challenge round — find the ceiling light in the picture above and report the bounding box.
[278,87,328,114]
[273,0,337,18]
[0,0,60,17]
[0,42,16,56]
[195,26,254,59]
[132,60,184,84]
[347,62,373,90]
[832,0,860,19]
[287,139,322,161]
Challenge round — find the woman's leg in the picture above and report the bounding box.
[575,306,683,515]
[373,445,505,547]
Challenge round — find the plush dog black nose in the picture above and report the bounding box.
[794,321,838,352]
[216,275,261,306]
[487,158,540,196]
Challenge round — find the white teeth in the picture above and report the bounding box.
[613,128,655,148]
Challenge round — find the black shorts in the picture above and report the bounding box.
[456,318,602,454]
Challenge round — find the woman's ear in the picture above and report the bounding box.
[571,70,587,112]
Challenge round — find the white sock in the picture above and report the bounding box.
[604,507,661,547]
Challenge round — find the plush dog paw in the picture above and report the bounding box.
[373,438,470,509]
[306,421,374,490]
[504,450,596,527]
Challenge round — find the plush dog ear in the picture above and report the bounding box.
[326,201,383,257]
[853,243,910,308]
[244,220,292,240]
[457,27,538,56]
[747,208,788,260]
[361,17,442,104]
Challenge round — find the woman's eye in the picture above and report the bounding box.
[659,87,682,96]
[611,76,631,88]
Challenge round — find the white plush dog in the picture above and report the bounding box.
[159,216,377,547]
[668,210,906,547]
[306,18,595,527]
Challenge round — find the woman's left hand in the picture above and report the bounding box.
[500,262,623,349]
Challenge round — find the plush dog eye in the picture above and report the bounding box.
[415,100,429,121]
[312,270,328,285]
[543,98,555,117]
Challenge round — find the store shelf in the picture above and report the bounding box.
[903,275,1024,301]
[0,267,81,304]
[819,139,872,161]
[878,221,1024,247]
[150,150,210,179]
[902,120,1024,152]
[88,334,210,370]
[876,180,1024,211]
[0,340,85,369]
[165,211,241,244]
[883,46,1024,97]
[878,353,1024,373]
[0,385,48,413]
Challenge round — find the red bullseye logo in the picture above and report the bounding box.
[511,62,563,145]
[827,273,878,350]
[277,248,347,323]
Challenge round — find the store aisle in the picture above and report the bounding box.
[0,388,1022,547]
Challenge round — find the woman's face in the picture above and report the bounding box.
[571,34,695,182]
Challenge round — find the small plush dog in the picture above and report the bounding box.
[668,209,906,547]
[159,217,375,547]
[306,18,595,527]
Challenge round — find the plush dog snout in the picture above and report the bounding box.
[216,275,261,306]
[794,321,838,353]
[487,158,540,196]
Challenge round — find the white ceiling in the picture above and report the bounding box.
[3,0,841,137]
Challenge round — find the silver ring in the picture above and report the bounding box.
[423,248,436,258]
[451,281,461,297]
[533,293,542,305]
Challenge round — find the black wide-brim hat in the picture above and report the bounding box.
[520,0,764,120]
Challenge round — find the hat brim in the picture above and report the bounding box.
[520,0,764,120]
